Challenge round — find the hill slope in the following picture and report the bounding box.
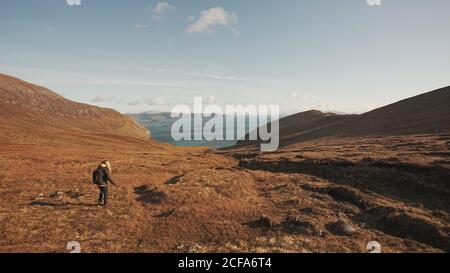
[234,86,450,148]
[0,73,150,140]
[0,74,448,253]
[340,86,450,135]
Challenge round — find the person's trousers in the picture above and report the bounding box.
[98,186,108,205]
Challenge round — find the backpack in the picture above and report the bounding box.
[92,168,105,185]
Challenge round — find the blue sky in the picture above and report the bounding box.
[1,0,449,114]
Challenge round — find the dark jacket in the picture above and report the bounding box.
[97,166,117,187]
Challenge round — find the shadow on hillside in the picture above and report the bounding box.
[28,201,98,208]
[239,157,450,213]
[164,174,184,185]
[134,185,167,205]
[155,209,175,218]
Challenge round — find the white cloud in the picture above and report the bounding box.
[134,23,149,30]
[186,15,196,22]
[186,7,238,35]
[140,66,246,81]
[127,100,142,106]
[126,97,167,107]
[145,97,166,106]
[91,96,114,103]
[207,96,217,105]
[292,92,317,100]
[41,78,187,89]
[151,2,176,21]
[153,2,176,14]
[43,25,55,32]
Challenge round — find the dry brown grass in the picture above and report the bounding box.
[1,73,449,253]
[0,129,449,253]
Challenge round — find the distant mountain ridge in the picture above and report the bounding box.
[234,86,450,148]
[128,112,174,123]
[0,73,150,140]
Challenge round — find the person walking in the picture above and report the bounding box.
[92,160,117,207]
